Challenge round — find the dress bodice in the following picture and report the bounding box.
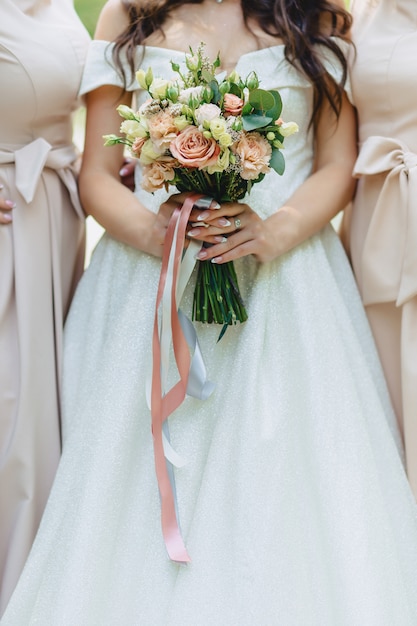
[351,0,417,146]
[0,0,89,149]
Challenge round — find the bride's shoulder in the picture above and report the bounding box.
[94,0,131,41]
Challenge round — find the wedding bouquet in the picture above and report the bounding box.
[104,45,298,329]
[104,46,299,562]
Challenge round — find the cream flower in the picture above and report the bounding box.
[218,133,233,148]
[135,69,148,90]
[149,78,170,100]
[277,120,299,137]
[207,148,230,174]
[120,120,148,140]
[195,103,222,127]
[174,115,191,131]
[141,158,177,192]
[178,86,204,105]
[139,139,165,165]
[209,117,228,140]
[147,110,179,150]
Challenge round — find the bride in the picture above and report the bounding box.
[3,0,417,624]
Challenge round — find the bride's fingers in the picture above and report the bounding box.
[187,210,250,240]
[187,215,234,235]
[188,200,246,224]
[193,213,268,262]
[195,231,253,262]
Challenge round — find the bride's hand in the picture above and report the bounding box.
[157,192,224,251]
[141,199,178,257]
[187,201,300,264]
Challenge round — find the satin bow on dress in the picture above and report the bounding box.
[353,136,417,308]
[0,138,84,218]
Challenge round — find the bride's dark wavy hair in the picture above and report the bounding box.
[112,0,352,125]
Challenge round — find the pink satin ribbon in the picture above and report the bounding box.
[151,193,203,563]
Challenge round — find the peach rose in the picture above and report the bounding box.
[131,136,147,158]
[147,110,179,150]
[170,126,220,169]
[223,93,244,117]
[233,132,272,180]
[141,158,177,193]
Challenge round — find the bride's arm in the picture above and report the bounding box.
[78,1,172,258]
[189,90,357,264]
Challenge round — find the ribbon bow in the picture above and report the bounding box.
[0,137,84,218]
[353,136,417,307]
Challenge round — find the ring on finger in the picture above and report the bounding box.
[234,217,242,228]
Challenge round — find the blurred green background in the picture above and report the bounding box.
[74,0,106,36]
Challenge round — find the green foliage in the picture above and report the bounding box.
[74,0,105,37]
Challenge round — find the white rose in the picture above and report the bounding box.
[195,103,222,127]
[177,86,204,105]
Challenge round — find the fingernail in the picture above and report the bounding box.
[211,256,222,264]
[5,200,16,208]
[191,222,209,228]
[3,213,12,222]
[197,211,210,221]
[214,236,227,243]
[211,201,221,209]
[218,218,231,227]
[196,250,207,259]
[0,184,4,190]
[188,229,200,237]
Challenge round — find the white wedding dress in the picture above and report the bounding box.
[3,42,417,626]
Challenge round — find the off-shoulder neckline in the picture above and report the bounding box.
[93,40,286,61]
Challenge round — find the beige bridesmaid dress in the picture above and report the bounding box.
[0,0,89,612]
[346,0,417,497]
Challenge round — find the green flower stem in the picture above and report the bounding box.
[175,169,249,328]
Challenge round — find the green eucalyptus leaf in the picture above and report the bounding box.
[248,89,275,112]
[228,83,243,97]
[265,90,283,120]
[241,102,252,115]
[270,149,286,175]
[209,79,221,104]
[242,114,273,131]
